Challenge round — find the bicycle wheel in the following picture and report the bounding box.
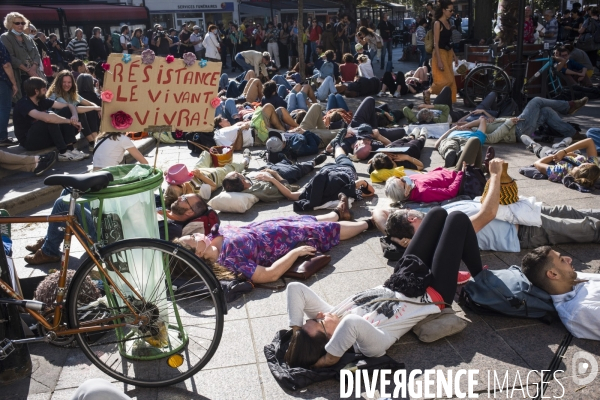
[67,238,224,387]
[464,65,512,108]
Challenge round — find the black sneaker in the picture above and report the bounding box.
[0,138,17,147]
[444,150,458,168]
[312,153,328,166]
[33,151,57,176]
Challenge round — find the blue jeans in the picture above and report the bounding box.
[277,85,288,98]
[286,91,308,112]
[272,74,292,91]
[235,53,254,72]
[215,98,239,123]
[326,93,349,111]
[290,130,320,157]
[380,40,393,68]
[219,73,229,91]
[0,82,11,141]
[310,41,318,61]
[417,44,428,67]
[368,48,377,61]
[42,195,95,258]
[586,128,600,151]
[516,97,575,138]
[226,80,247,98]
[316,76,337,101]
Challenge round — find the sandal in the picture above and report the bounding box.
[423,90,431,105]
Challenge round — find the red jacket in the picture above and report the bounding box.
[408,168,463,203]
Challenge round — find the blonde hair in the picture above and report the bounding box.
[46,70,78,104]
[357,54,369,64]
[572,163,600,188]
[172,238,237,280]
[4,12,29,30]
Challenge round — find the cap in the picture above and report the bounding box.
[193,25,201,31]
[166,164,193,185]
[355,43,363,52]
[266,131,286,152]
[356,123,373,139]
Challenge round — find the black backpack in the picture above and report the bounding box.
[186,132,217,154]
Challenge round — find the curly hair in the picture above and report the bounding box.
[46,70,79,104]
[34,270,100,306]
[3,12,29,30]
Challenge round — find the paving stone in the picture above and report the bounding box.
[249,314,289,364]
[202,318,256,370]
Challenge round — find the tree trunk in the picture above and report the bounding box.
[298,0,305,80]
[474,0,496,42]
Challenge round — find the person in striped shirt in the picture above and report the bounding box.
[67,29,88,60]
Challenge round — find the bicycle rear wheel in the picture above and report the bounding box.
[464,65,512,108]
[67,238,224,387]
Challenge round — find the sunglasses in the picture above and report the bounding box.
[180,194,193,209]
[310,318,328,337]
[13,22,26,26]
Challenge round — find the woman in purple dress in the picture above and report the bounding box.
[175,197,372,283]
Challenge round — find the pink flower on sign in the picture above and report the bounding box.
[101,63,110,71]
[100,90,113,102]
[111,111,133,130]
[182,52,197,66]
[166,55,175,63]
[210,97,221,108]
[141,49,156,65]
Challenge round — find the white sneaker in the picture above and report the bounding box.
[520,135,535,148]
[70,148,90,159]
[377,91,385,97]
[552,137,572,149]
[58,151,82,162]
[242,148,251,168]
[393,91,401,98]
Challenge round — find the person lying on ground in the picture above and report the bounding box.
[345,76,381,98]
[174,210,370,284]
[325,123,396,161]
[265,130,325,162]
[369,127,428,183]
[92,132,148,171]
[452,92,499,125]
[522,246,600,341]
[349,96,407,144]
[515,97,588,146]
[214,103,298,141]
[0,150,56,176]
[379,69,426,98]
[587,128,600,152]
[283,206,482,368]
[219,70,255,99]
[163,150,251,204]
[293,134,375,211]
[416,86,469,123]
[374,159,600,252]
[293,103,341,147]
[257,155,327,184]
[403,102,449,125]
[533,137,599,188]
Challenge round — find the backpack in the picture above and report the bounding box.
[459,266,556,321]
[250,106,269,143]
[319,61,335,79]
[186,131,217,154]
[111,32,122,53]
[424,29,434,53]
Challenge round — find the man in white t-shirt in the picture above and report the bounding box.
[522,246,600,341]
[120,25,130,54]
[190,25,205,59]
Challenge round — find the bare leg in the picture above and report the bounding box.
[277,107,299,128]
[243,78,262,102]
[316,212,340,222]
[262,104,285,130]
[414,66,428,82]
[244,70,256,80]
[302,84,317,103]
[338,221,369,240]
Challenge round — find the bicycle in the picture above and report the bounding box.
[0,171,226,387]
[463,43,566,108]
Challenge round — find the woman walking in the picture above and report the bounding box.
[431,0,458,103]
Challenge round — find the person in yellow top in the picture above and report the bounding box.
[369,127,427,183]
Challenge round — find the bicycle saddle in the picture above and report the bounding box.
[44,171,114,192]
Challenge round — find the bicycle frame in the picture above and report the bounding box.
[524,53,563,98]
[0,200,145,337]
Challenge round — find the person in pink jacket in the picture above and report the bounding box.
[384,167,463,204]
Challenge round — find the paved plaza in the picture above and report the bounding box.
[2,48,600,399]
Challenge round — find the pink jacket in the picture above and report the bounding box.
[408,167,464,203]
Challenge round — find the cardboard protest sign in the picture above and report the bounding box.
[100,53,221,133]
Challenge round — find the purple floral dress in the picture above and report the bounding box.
[216,216,340,279]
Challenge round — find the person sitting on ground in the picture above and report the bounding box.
[374,159,600,253]
[46,70,102,156]
[554,46,593,87]
[357,54,375,79]
[261,79,288,109]
[339,53,358,83]
[533,137,599,188]
[164,150,250,203]
[12,77,84,162]
[265,130,325,163]
[69,59,87,80]
[562,44,594,80]
[522,246,600,340]
[516,97,588,146]
[92,132,148,171]
[283,206,482,368]
[384,164,464,205]
[369,127,428,183]
[293,132,375,212]
[174,210,370,284]
[0,150,56,176]
[234,50,271,78]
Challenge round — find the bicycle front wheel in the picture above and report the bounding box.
[67,239,224,387]
[464,65,512,108]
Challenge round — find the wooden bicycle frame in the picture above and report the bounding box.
[0,214,145,337]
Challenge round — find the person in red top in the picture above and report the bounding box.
[339,53,358,82]
[384,167,464,204]
[308,21,323,62]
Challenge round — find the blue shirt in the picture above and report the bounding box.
[561,59,585,74]
[442,200,520,252]
[0,40,12,89]
[449,130,487,145]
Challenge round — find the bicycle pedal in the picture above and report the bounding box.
[0,338,16,360]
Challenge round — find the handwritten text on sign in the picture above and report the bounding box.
[100,53,221,132]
